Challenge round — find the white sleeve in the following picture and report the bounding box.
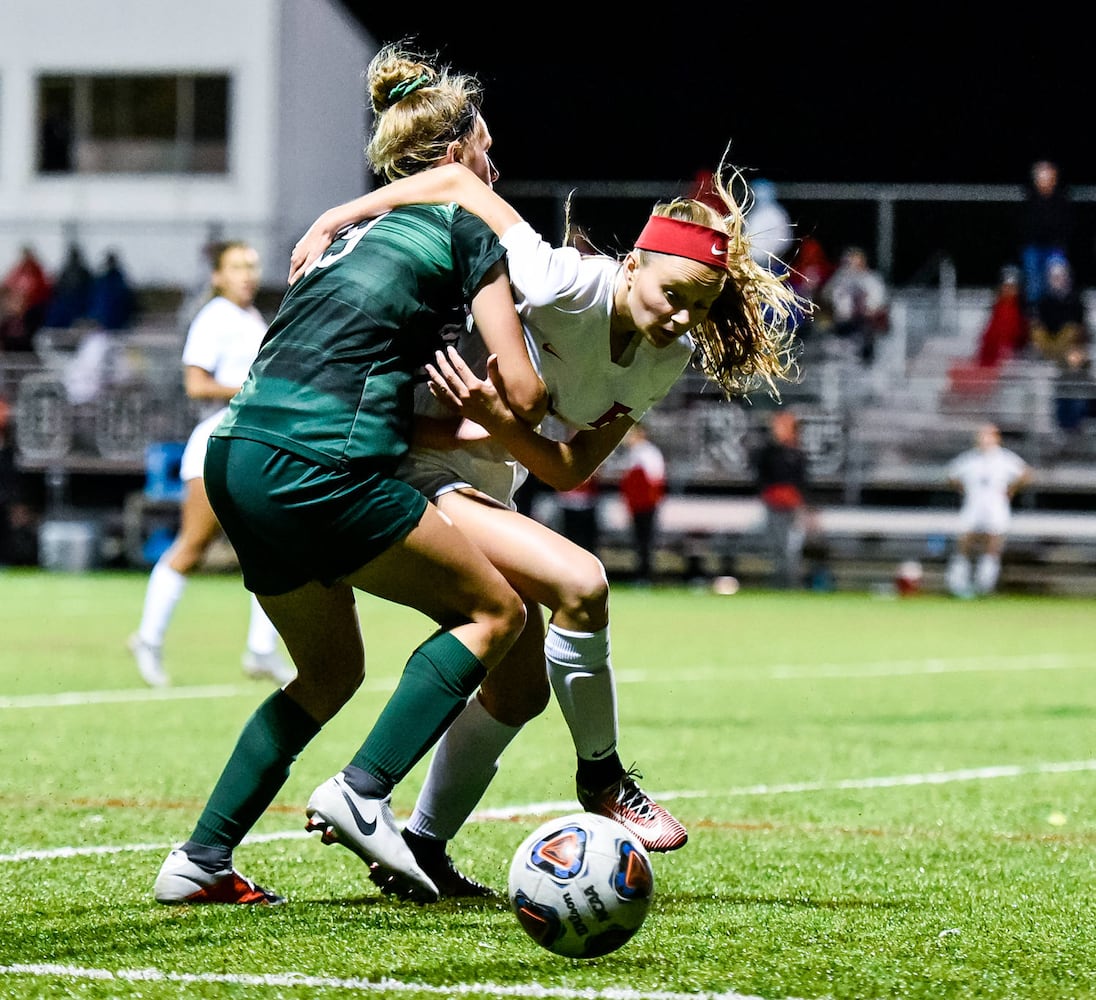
[500,221,586,309]
[180,300,224,373]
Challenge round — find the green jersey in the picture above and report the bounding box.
[214,204,505,468]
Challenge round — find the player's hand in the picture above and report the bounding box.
[426,346,512,429]
[288,216,339,284]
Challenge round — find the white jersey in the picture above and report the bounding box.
[178,295,267,481]
[947,444,1030,534]
[398,221,693,507]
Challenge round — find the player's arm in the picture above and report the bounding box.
[183,364,238,403]
[289,164,521,283]
[467,261,546,425]
[427,345,632,491]
[1009,464,1034,497]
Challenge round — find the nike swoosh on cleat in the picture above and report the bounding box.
[339,787,378,837]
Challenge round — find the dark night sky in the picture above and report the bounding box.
[335,7,1091,189]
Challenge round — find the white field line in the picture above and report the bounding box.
[617,652,1091,684]
[2,759,1092,864]
[0,677,397,709]
[0,964,774,1000]
[0,652,1088,710]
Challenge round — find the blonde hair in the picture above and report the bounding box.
[641,159,809,400]
[366,43,483,181]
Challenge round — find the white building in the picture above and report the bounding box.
[0,0,376,290]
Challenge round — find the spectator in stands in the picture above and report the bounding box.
[945,423,1033,598]
[1029,255,1087,364]
[87,249,136,332]
[975,265,1029,368]
[947,264,1030,399]
[58,249,138,406]
[1018,159,1074,312]
[823,245,889,364]
[751,409,811,589]
[787,234,836,338]
[744,179,793,275]
[44,243,94,329]
[1053,343,1094,437]
[555,474,601,556]
[617,423,667,585]
[0,245,53,352]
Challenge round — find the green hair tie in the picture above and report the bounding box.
[389,73,432,102]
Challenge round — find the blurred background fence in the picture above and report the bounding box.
[4,181,1095,591]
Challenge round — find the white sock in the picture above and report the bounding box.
[946,555,971,596]
[975,554,1000,594]
[405,695,521,842]
[246,594,280,655]
[545,624,617,761]
[136,560,186,647]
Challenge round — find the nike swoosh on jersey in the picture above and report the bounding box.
[339,784,378,837]
[541,342,563,360]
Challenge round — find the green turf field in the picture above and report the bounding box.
[0,568,1092,999]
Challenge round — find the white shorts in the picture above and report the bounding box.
[397,440,527,509]
[180,409,228,482]
[957,497,1011,535]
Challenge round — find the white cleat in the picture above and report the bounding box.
[305,773,439,903]
[128,633,169,688]
[154,848,284,905]
[242,648,296,686]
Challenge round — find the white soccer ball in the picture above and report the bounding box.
[507,811,654,959]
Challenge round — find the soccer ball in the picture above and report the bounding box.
[507,812,654,959]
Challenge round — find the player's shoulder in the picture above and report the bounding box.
[186,295,233,335]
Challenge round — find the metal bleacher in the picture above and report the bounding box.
[5,282,1095,590]
[554,284,1096,594]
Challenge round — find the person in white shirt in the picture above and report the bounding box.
[290,61,805,897]
[823,245,889,363]
[128,242,294,688]
[744,178,793,273]
[945,423,1033,597]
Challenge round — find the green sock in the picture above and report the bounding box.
[189,690,321,852]
[349,631,486,792]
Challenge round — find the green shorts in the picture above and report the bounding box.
[204,435,429,595]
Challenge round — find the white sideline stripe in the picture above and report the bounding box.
[0,829,312,863]
[473,759,1096,819]
[0,964,774,1000]
[0,653,1087,709]
[615,652,1090,684]
[3,760,1092,864]
[0,677,396,709]
[767,652,1088,680]
[0,684,253,708]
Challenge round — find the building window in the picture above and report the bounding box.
[37,74,230,175]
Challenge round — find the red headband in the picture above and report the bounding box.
[634,216,729,271]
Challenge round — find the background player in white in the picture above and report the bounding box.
[292,133,804,896]
[945,422,1033,597]
[129,241,293,688]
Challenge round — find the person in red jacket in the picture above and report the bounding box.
[975,265,1028,368]
[1,245,53,352]
[617,423,667,585]
[752,409,810,588]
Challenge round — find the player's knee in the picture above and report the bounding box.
[486,587,527,649]
[555,553,609,629]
